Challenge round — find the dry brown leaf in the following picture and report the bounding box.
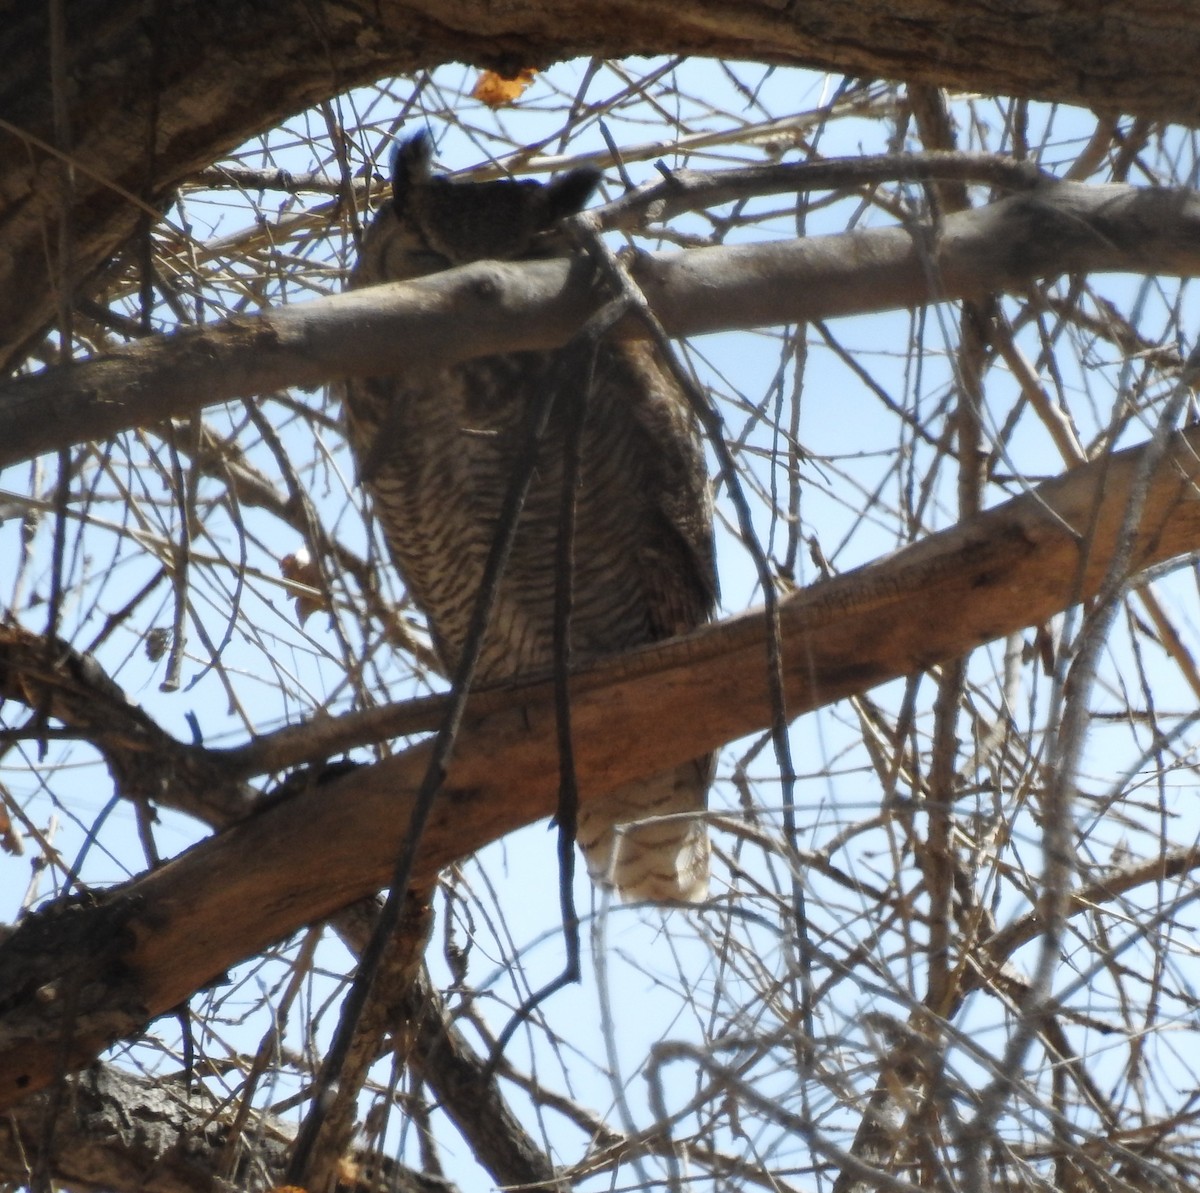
[280,546,328,626]
[472,68,537,109]
[0,806,21,857]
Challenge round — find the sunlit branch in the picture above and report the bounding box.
[4,181,1200,469]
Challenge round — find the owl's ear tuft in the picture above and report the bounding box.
[391,132,434,210]
[542,167,601,225]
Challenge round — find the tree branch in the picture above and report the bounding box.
[4,420,1200,1109]
[6,2,1200,373]
[0,1062,457,1193]
[0,624,258,825]
[4,180,1200,470]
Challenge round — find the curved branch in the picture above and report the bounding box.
[4,180,1200,469]
[0,625,257,825]
[3,420,1200,1109]
[5,1,1200,372]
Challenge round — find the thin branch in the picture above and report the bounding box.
[959,350,1200,1183]
[595,150,1046,232]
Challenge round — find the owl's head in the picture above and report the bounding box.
[353,131,600,286]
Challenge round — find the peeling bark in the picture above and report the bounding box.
[0,1062,456,1193]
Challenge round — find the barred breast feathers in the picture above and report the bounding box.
[341,132,718,902]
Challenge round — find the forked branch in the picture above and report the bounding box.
[3,421,1200,1108]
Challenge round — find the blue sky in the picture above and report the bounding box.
[4,55,1200,1190]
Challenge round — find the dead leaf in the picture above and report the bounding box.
[280,546,328,626]
[0,806,21,857]
[472,68,537,109]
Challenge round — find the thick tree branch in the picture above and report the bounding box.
[0,1062,457,1193]
[5,2,1200,373]
[4,180,1200,470]
[0,625,258,825]
[4,422,1200,1109]
[0,639,578,1187]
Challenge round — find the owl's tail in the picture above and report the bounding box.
[576,756,712,903]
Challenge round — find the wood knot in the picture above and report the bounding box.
[469,269,501,302]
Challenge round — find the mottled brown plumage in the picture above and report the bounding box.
[342,133,717,901]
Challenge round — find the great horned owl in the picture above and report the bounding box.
[342,132,717,902]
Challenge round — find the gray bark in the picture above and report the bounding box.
[4,179,1199,470]
[0,1063,456,1193]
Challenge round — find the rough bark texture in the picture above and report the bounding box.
[0,1062,456,1193]
[3,421,1200,1109]
[5,1,1200,375]
[5,180,1200,470]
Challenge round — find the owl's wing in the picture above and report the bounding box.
[601,338,718,639]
